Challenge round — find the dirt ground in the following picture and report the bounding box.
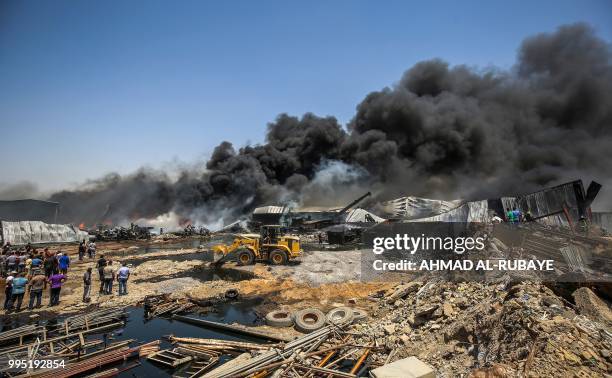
[0,239,394,318]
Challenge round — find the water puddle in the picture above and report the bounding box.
[133,265,255,284]
[115,236,234,255]
[119,251,212,267]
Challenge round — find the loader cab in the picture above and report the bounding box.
[260,225,283,244]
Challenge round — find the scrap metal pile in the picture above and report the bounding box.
[143,295,197,320]
[158,319,392,378]
[93,223,152,241]
[181,225,211,237]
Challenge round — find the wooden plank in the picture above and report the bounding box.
[0,322,123,356]
[187,358,218,377]
[148,356,176,367]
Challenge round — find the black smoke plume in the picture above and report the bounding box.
[44,23,612,226]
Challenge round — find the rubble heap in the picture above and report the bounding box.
[357,280,612,377]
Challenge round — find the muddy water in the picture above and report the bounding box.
[108,236,236,267]
[121,251,213,267]
[133,265,255,283]
[111,236,235,257]
[110,299,267,377]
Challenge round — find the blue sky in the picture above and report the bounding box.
[1,0,611,193]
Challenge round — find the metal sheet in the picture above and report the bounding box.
[1,221,88,245]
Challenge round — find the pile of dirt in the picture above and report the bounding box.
[353,279,612,377]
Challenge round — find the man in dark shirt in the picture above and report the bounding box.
[83,267,92,302]
[43,255,55,277]
[78,241,86,261]
[28,271,46,309]
[96,255,107,293]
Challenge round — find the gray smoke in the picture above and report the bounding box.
[45,23,612,225]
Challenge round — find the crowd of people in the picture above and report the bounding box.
[502,206,538,224]
[1,241,130,313]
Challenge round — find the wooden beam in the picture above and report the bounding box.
[0,322,123,356]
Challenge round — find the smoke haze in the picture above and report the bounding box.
[36,23,612,226]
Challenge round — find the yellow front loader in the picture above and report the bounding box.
[212,225,301,266]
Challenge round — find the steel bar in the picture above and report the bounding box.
[173,315,293,342]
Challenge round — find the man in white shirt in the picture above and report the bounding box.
[116,263,130,296]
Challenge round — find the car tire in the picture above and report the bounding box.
[326,307,354,325]
[236,249,255,266]
[294,308,326,333]
[269,249,288,265]
[265,310,294,327]
[352,308,368,322]
[224,288,239,300]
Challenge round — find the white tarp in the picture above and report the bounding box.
[344,208,385,223]
[407,200,490,223]
[253,206,285,214]
[382,196,462,219]
[1,221,89,245]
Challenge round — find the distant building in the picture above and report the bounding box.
[0,199,59,223]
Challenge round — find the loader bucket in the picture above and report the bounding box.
[212,248,238,266]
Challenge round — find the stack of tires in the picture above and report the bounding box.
[265,306,368,333]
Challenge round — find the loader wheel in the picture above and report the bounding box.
[237,249,254,266]
[269,250,288,265]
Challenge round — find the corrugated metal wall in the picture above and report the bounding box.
[1,221,88,245]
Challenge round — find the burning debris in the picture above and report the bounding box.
[91,223,153,241]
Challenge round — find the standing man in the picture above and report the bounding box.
[96,254,107,293]
[505,208,514,223]
[6,252,17,273]
[10,272,28,312]
[83,268,92,302]
[25,254,33,276]
[78,241,86,261]
[58,252,70,274]
[43,254,55,277]
[0,253,6,277]
[87,241,96,259]
[103,261,115,295]
[28,270,46,309]
[3,271,15,310]
[116,263,130,295]
[47,270,66,306]
[31,254,42,271]
[512,207,522,225]
[17,252,26,273]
